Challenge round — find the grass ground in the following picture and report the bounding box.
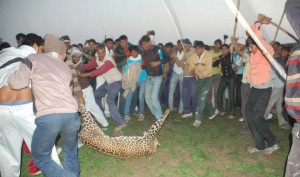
[20,110,291,177]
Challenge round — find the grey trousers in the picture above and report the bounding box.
[264,87,289,126]
[206,74,221,108]
[241,83,251,130]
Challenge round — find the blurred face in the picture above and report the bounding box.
[37,45,44,54]
[183,45,191,53]
[281,49,289,58]
[221,46,230,55]
[97,48,106,61]
[141,41,151,50]
[17,38,23,47]
[105,41,113,50]
[177,42,183,52]
[164,46,172,54]
[195,46,204,56]
[72,55,81,64]
[131,50,139,58]
[248,44,258,54]
[120,39,128,48]
[214,42,222,50]
[88,42,96,51]
[64,41,71,49]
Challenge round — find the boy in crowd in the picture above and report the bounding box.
[140,35,169,120]
[213,44,236,119]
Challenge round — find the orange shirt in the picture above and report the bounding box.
[247,23,274,86]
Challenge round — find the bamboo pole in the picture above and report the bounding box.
[224,0,287,79]
[273,10,285,41]
[270,21,298,43]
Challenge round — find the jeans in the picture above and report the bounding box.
[145,76,163,120]
[182,77,197,114]
[118,88,126,117]
[235,74,243,108]
[138,79,146,115]
[32,113,81,177]
[246,87,276,150]
[206,74,221,108]
[94,81,125,126]
[124,89,135,117]
[217,77,235,116]
[195,77,212,121]
[168,72,183,113]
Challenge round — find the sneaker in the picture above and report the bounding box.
[29,171,42,175]
[138,114,145,121]
[115,123,127,130]
[238,117,244,122]
[246,146,261,154]
[102,127,108,131]
[228,115,235,119]
[280,124,291,130]
[124,116,131,123]
[261,144,280,155]
[208,109,219,120]
[182,113,193,118]
[78,141,84,148]
[192,120,202,127]
[56,147,62,155]
[219,112,226,116]
[266,113,273,120]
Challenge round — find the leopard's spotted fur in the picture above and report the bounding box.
[78,105,169,159]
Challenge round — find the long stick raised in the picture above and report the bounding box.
[224,0,287,79]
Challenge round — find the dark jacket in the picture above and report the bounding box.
[141,45,169,76]
[213,54,234,79]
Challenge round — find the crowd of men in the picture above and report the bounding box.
[0,1,300,176]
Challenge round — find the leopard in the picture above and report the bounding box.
[78,105,170,159]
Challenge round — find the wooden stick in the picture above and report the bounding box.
[231,0,240,62]
[224,0,287,79]
[270,21,298,43]
[273,10,285,41]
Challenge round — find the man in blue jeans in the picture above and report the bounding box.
[140,35,169,120]
[8,34,81,177]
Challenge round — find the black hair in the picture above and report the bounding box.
[273,41,281,46]
[222,44,230,49]
[214,39,222,45]
[104,38,113,43]
[139,35,150,44]
[119,35,128,41]
[0,42,11,50]
[177,40,182,45]
[129,45,139,53]
[281,45,291,52]
[77,43,83,48]
[115,38,120,43]
[165,42,174,48]
[194,41,205,48]
[149,30,155,35]
[88,39,96,44]
[22,33,43,47]
[204,45,210,51]
[16,33,26,40]
[246,37,257,47]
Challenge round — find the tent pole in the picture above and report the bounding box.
[224,0,287,79]
[273,10,285,41]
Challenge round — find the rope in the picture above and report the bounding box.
[273,10,285,41]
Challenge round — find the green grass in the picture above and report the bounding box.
[20,110,291,177]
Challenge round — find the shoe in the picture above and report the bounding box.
[29,171,42,175]
[115,123,127,130]
[56,147,62,155]
[192,120,202,127]
[238,117,244,122]
[78,142,84,148]
[182,113,193,118]
[124,116,131,123]
[266,113,273,120]
[228,115,235,119]
[208,109,219,120]
[220,112,226,116]
[138,114,145,121]
[261,144,280,155]
[246,146,261,154]
[280,124,291,130]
